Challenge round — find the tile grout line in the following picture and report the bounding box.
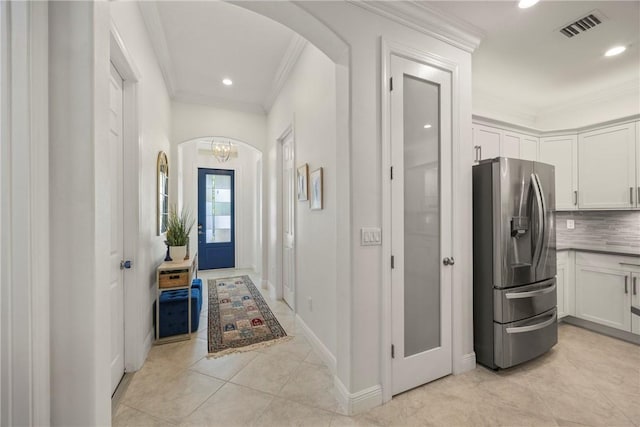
[115,403,180,426]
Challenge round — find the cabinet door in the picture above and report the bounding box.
[520,136,538,161]
[557,254,567,318]
[636,122,640,210]
[472,125,501,163]
[633,273,640,335]
[578,123,637,209]
[575,265,631,331]
[539,135,578,210]
[502,132,521,159]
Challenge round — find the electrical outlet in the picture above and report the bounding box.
[567,219,575,230]
[308,297,313,311]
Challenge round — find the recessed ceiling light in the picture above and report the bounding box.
[518,0,539,9]
[605,46,626,57]
[423,124,432,129]
[222,78,233,86]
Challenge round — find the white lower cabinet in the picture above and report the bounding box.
[556,250,574,319]
[575,265,631,331]
[574,252,639,333]
[632,273,640,334]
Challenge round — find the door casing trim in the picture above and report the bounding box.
[276,123,296,311]
[110,20,145,372]
[380,38,474,403]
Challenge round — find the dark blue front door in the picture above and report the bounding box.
[198,168,235,270]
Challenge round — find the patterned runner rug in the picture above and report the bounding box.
[208,275,288,356]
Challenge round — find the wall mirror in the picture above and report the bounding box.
[157,151,169,236]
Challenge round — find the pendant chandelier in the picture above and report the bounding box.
[211,139,232,162]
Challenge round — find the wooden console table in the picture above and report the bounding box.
[155,253,198,344]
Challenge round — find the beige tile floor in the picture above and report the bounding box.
[114,268,640,427]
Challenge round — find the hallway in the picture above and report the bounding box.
[112,269,342,426]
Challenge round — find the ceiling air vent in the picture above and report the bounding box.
[559,11,605,38]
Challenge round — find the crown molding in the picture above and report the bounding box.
[263,34,307,112]
[137,1,176,96]
[173,90,267,115]
[348,0,484,53]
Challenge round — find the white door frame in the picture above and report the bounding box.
[109,22,145,372]
[381,39,473,403]
[276,123,296,308]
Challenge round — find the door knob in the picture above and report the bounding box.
[120,260,132,270]
[443,257,455,266]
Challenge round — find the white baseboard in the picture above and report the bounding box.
[143,327,154,358]
[453,352,476,374]
[294,314,336,374]
[334,376,382,416]
[267,280,277,300]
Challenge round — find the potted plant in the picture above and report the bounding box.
[165,205,195,262]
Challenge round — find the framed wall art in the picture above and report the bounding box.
[297,163,309,201]
[310,167,323,210]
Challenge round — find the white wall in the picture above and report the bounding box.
[267,44,338,356]
[179,140,261,271]
[48,2,171,424]
[171,101,268,283]
[172,101,267,151]
[110,2,173,371]
[49,2,112,424]
[240,3,475,412]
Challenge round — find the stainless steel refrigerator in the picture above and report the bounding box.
[473,157,557,369]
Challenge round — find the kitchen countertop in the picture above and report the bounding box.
[556,244,640,257]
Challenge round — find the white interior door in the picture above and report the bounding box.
[390,55,452,395]
[282,132,295,309]
[109,62,125,394]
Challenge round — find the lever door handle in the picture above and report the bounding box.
[120,260,132,270]
[443,257,455,266]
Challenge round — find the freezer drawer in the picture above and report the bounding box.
[494,307,557,369]
[494,278,557,323]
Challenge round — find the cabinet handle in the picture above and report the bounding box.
[630,187,634,205]
[625,276,629,294]
[473,146,480,162]
[637,187,639,205]
[573,190,578,206]
[479,146,482,160]
[634,277,637,295]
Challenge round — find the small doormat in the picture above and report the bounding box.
[208,275,289,357]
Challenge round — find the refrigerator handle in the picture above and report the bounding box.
[531,173,545,271]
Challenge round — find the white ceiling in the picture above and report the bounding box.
[141,1,301,112]
[430,1,640,115]
[141,1,639,117]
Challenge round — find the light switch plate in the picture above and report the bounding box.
[566,219,575,230]
[361,227,382,246]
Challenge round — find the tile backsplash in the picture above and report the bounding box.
[556,211,640,249]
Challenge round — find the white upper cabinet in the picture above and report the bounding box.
[539,135,578,211]
[472,125,501,163]
[520,135,539,161]
[472,123,539,163]
[578,123,637,209]
[501,131,521,159]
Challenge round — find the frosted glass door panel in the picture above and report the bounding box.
[403,74,440,357]
[206,174,232,243]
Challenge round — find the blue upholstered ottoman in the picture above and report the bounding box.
[156,284,201,338]
[191,278,203,313]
